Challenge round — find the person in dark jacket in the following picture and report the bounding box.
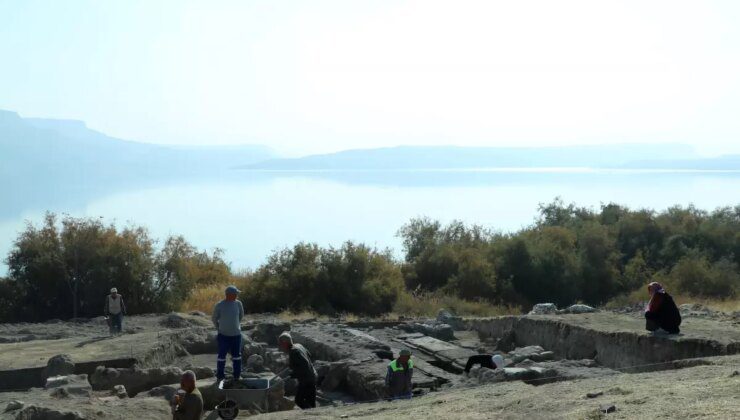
[386,349,413,399]
[645,282,681,334]
[464,354,504,373]
[278,332,317,409]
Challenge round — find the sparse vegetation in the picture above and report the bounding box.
[181,273,251,314]
[391,290,520,318]
[3,200,739,322]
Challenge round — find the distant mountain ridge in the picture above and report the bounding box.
[0,109,276,219]
[0,109,274,178]
[4,109,738,179]
[243,144,720,171]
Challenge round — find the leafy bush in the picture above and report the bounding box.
[671,255,739,297]
[3,213,228,321]
[5,201,740,321]
[398,200,740,307]
[242,242,403,316]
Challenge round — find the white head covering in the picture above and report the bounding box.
[110,287,118,293]
[492,354,505,369]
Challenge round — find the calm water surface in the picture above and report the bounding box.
[2,169,739,274]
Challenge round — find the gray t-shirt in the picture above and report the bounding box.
[212,299,244,337]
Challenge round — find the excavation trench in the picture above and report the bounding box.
[466,315,740,372]
[0,330,189,392]
[3,313,737,414]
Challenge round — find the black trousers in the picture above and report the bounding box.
[295,380,316,409]
[645,312,680,334]
[465,354,495,373]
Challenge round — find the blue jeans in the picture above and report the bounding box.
[216,334,242,380]
[109,313,123,334]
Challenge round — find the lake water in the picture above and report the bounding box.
[2,169,740,274]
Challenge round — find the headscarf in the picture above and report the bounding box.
[491,354,505,369]
[646,282,665,312]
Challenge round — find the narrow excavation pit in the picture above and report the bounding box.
[466,312,740,372]
[427,359,464,375]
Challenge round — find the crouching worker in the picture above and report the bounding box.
[386,349,413,400]
[645,282,681,334]
[212,285,244,381]
[464,354,504,374]
[171,370,203,420]
[278,332,317,409]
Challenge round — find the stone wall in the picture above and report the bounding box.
[466,316,738,371]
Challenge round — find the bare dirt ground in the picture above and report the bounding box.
[256,355,740,420]
[530,312,740,344]
[0,307,738,419]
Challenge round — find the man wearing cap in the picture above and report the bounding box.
[104,287,126,335]
[212,285,245,382]
[277,332,317,409]
[386,349,414,400]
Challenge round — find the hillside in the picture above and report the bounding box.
[243,144,700,171]
[0,109,274,219]
[0,109,274,177]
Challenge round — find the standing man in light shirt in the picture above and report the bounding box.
[212,285,245,382]
[104,287,126,335]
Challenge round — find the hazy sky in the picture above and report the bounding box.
[1,0,739,156]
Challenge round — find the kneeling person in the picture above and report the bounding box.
[644,282,681,334]
[171,370,203,420]
[386,349,414,400]
[278,332,317,409]
[464,354,504,373]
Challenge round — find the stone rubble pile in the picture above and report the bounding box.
[528,303,597,315]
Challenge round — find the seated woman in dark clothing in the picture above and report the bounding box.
[645,282,681,334]
[465,354,504,373]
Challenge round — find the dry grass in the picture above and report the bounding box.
[183,278,519,319]
[181,277,251,314]
[671,294,740,312]
[275,310,326,322]
[606,287,740,313]
[392,291,521,318]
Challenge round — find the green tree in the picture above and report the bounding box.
[6,214,159,320]
[444,248,497,301]
[4,214,226,321]
[154,236,230,308]
[242,242,403,315]
[622,249,652,291]
[577,222,621,304]
[526,226,580,306]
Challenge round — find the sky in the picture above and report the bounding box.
[1,0,740,157]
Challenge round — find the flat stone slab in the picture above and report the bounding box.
[0,330,175,370]
[397,333,426,340]
[402,336,477,366]
[405,336,459,353]
[344,328,384,344]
